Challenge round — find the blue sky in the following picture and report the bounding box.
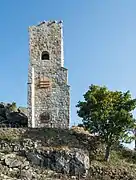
[0,0,136,140]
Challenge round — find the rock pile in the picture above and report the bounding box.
[0,128,98,179]
[88,164,135,180]
[0,149,89,179]
[0,103,27,127]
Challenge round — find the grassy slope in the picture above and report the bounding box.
[87,148,136,179]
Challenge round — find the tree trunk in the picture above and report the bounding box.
[105,145,110,161]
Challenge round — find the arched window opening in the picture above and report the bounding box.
[40,112,50,123]
[41,51,49,60]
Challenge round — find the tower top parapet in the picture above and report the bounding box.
[35,20,63,27]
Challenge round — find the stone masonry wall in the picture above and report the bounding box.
[27,21,70,128]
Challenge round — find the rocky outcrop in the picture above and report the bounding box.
[0,150,135,180]
[0,103,28,127]
[0,152,73,180]
[0,128,135,180]
[26,148,89,177]
[0,127,100,179]
[0,149,89,179]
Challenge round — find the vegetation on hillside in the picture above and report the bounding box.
[77,84,136,161]
[87,146,136,180]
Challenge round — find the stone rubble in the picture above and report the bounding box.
[0,150,89,180]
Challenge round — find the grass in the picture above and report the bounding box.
[0,128,23,141]
[89,147,136,179]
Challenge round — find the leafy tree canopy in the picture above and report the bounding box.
[76,84,136,161]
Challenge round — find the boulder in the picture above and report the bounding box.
[26,148,90,177]
[1,153,16,161]
[1,153,28,169]
[0,103,28,127]
[26,151,44,166]
[7,112,28,127]
[5,157,22,168]
[20,170,33,180]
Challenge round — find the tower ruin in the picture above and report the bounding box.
[27,20,70,128]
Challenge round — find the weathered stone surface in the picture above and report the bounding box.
[26,151,44,166]
[1,153,16,161]
[5,157,22,168]
[0,103,28,127]
[0,128,100,155]
[26,148,90,177]
[20,170,33,180]
[0,127,100,179]
[2,153,25,168]
[0,128,135,179]
[0,174,17,180]
[27,20,70,129]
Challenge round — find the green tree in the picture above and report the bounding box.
[76,85,136,161]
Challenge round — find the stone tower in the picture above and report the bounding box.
[27,20,70,128]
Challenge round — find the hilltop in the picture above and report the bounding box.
[0,127,135,179]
